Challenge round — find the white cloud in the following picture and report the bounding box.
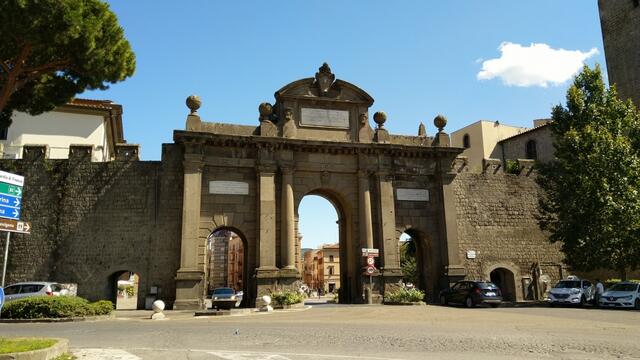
[477,42,598,87]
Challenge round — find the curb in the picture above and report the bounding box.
[383,301,427,306]
[0,314,114,323]
[0,338,68,360]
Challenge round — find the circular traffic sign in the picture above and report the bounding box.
[366,257,375,265]
[366,266,375,275]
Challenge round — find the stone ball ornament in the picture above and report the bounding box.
[434,114,447,132]
[258,102,273,119]
[186,95,202,114]
[152,300,165,312]
[373,111,387,129]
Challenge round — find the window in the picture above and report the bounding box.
[462,134,470,148]
[4,285,20,295]
[0,127,7,140]
[328,266,334,275]
[525,140,537,160]
[329,255,334,263]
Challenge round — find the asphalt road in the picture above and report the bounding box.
[1,303,640,360]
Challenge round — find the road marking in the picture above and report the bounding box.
[73,348,142,359]
[207,350,404,360]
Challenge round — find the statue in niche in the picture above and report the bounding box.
[282,108,297,138]
[358,112,373,143]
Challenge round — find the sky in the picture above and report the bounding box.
[89,1,606,249]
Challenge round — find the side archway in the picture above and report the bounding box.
[397,227,438,302]
[206,227,251,307]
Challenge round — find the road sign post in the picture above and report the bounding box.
[0,170,27,288]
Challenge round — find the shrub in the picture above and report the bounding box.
[504,160,520,175]
[385,288,425,303]
[1,296,113,319]
[271,291,305,306]
[91,300,114,315]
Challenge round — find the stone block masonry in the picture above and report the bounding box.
[0,143,183,308]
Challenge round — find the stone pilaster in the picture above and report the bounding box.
[358,170,374,249]
[174,152,204,310]
[257,165,277,271]
[439,159,465,286]
[280,166,296,270]
[378,171,399,271]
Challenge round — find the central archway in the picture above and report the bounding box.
[296,188,358,304]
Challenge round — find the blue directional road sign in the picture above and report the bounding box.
[0,205,20,220]
[0,287,4,313]
[0,194,20,208]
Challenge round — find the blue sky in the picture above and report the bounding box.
[90,1,605,249]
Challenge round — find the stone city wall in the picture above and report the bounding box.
[0,143,183,308]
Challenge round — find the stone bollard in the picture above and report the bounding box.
[259,295,273,312]
[151,300,166,320]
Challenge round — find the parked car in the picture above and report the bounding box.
[439,280,502,308]
[599,281,640,309]
[208,287,239,310]
[3,282,67,302]
[547,276,594,306]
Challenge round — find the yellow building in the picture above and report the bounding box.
[321,244,340,293]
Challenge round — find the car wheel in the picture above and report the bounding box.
[465,296,474,308]
[635,298,640,310]
[440,295,448,306]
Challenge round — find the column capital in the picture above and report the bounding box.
[257,164,277,175]
[281,166,295,175]
[375,170,394,182]
[183,158,204,173]
[357,169,372,178]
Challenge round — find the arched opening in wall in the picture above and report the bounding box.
[298,193,343,303]
[490,268,516,301]
[525,140,537,160]
[206,228,248,308]
[110,271,140,310]
[399,229,431,300]
[462,134,471,149]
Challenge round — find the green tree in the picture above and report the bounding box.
[0,0,135,128]
[400,238,418,285]
[537,65,640,279]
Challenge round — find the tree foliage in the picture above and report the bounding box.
[0,0,135,128]
[400,238,418,285]
[537,65,640,279]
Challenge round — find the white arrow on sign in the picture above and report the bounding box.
[22,222,30,232]
[13,198,20,207]
[12,209,18,217]
[16,188,21,197]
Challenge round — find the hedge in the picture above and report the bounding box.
[272,291,305,306]
[1,296,114,319]
[385,288,425,303]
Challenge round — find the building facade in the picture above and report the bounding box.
[0,99,125,161]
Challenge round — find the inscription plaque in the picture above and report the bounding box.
[397,188,429,202]
[209,181,249,195]
[300,108,349,128]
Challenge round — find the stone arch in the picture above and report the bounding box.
[295,186,358,303]
[485,262,521,301]
[107,269,143,310]
[206,226,252,308]
[396,226,439,302]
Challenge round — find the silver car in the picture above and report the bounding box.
[599,282,640,309]
[547,277,595,306]
[3,282,66,302]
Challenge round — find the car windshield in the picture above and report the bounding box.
[609,283,638,292]
[477,282,498,289]
[554,281,580,289]
[212,288,234,295]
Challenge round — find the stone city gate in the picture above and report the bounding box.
[173,64,466,309]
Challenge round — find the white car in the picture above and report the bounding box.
[547,276,595,306]
[3,282,68,302]
[599,282,640,309]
